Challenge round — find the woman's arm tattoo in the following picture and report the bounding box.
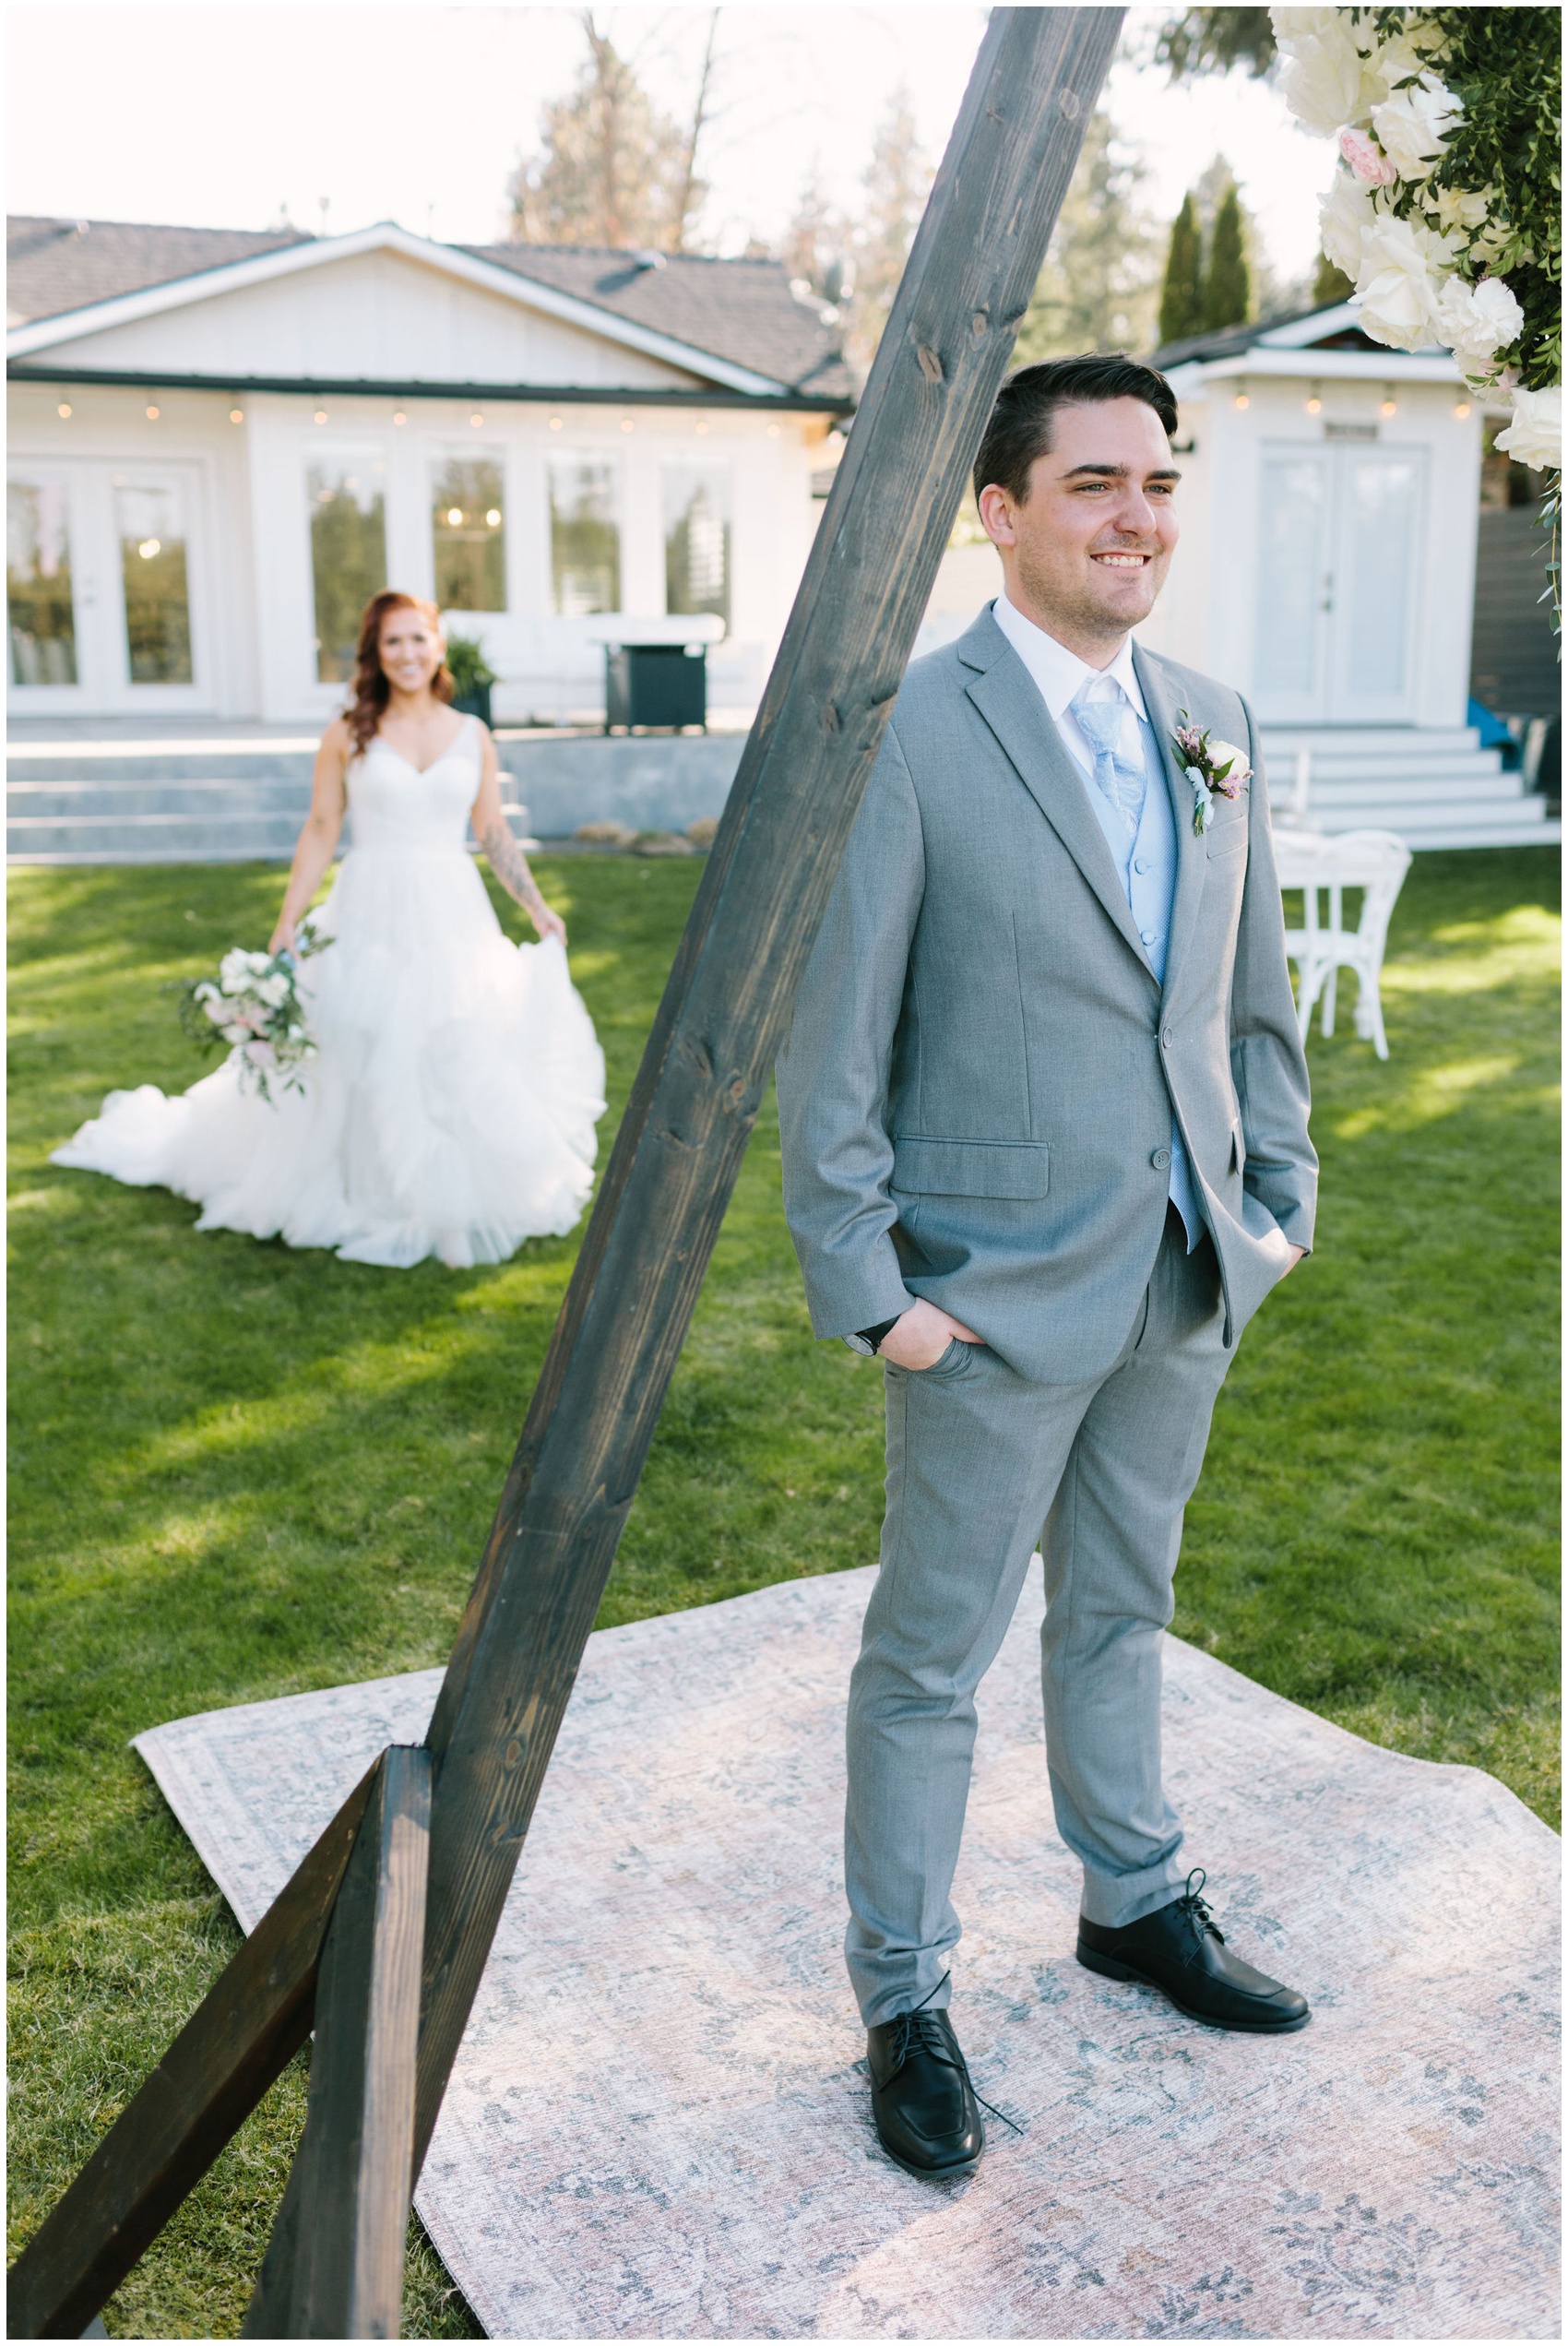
[480,813,547,913]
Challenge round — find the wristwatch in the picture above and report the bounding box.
[843,1315,903,1357]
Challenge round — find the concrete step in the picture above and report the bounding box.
[1272,753,1506,785]
[1287,800,1559,848]
[8,780,315,819]
[1280,773,1533,810]
[1259,726,1484,757]
[6,750,320,785]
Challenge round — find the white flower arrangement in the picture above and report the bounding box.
[1272,5,1561,474]
[177,917,332,1103]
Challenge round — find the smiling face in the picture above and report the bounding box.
[978,396,1180,665]
[376,605,444,697]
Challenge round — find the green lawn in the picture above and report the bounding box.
[8,846,1560,2336]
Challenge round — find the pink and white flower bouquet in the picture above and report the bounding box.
[176,916,332,1102]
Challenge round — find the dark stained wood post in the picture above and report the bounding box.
[6,1763,381,2340]
[243,1748,431,2340]
[411,6,1125,2173]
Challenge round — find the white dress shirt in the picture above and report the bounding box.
[992,591,1149,785]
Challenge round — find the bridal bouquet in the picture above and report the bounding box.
[176,917,332,1103]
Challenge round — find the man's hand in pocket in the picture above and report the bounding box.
[878,1298,982,1371]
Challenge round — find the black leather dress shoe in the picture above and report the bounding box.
[1077,1869,1311,2033]
[866,2006,985,2177]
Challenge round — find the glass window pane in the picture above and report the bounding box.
[433,455,506,611]
[115,479,193,685]
[1344,456,1420,698]
[1254,456,1326,699]
[664,463,731,629]
[309,450,386,683]
[549,458,619,616]
[7,479,77,686]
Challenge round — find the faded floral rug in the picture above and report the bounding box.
[136,1562,1559,2339]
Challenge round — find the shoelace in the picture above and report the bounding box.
[883,1975,1026,2137]
[1174,1866,1226,1968]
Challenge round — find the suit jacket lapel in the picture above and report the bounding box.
[962,619,1154,977]
[1134,644,1206,1007]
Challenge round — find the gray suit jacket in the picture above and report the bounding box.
[776,604,1316,1383]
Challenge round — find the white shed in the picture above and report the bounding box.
[6,217,852,732]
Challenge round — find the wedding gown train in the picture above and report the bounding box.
[52,717,606,1268]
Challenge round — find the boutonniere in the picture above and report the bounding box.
[1170,712,1253,836]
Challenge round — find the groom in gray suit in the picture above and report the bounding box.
[777,354,1317,2180]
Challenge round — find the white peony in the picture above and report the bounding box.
[1319,167,1375,279]
[1494,385,1562,472]
[1353,213,1455,351]
[1272,6,1373,135]
[256,971,291,1008]
[1371,72,1463,181]
[219,948,251,994]
[1434,275,1525,376]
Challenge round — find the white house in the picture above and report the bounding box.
[6,215,852,730]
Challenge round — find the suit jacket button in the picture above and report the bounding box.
[1151,1147,1172,1170]
[1160,1027,1174,1046]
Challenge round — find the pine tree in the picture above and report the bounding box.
[1201,185,1251,330]
[1015,111,1162,362]
[506,13,699,251]
[1158,193,1205,346]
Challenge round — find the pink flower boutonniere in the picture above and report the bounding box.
[1171,712,1253,836]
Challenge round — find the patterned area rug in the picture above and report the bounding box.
[135,1564,1560,2340]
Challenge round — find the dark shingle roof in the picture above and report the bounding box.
[6,213,854,403]
[7,215,314,328]
[462,242,854,400]
[1149,304,1384,371]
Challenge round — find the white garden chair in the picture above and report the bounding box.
[1274,828,1413,1059]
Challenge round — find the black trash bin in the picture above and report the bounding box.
[604,643,707,733]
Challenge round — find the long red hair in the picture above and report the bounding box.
[346,590,453,752]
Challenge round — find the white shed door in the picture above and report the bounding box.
[1253,442,1425,724]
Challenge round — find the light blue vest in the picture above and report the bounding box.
[1075,708,1205,1248]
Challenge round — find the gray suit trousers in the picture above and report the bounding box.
[845,1209,1231,2027]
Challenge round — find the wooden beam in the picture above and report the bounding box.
[243,1748,431,2340]
[6,1763,380,2340]
[412,6,1124,2173]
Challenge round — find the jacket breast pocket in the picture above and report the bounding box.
[890,1137,1051,1197]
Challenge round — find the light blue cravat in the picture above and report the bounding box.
[1073,687,1147,837]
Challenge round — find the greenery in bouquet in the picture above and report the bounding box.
[175,916,332,1103]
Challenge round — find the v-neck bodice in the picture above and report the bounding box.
[346,716,480,855]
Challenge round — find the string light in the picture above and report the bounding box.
[620,418,635,433]
[549,416,564,431]
[469,412,483,427]
[446,507,463,526]
[1380,387,1397,416]
[393,411,408,426]
[1305,382,1323,414]
[1233,393,1249,411]
[485,508,501,527]
[1454,400,1471,419]
[229,407,244,423]
[57,401,72,418]
[145,403,160,420]
[314,409,327,424]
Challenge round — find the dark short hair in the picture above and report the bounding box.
[973,354,1179,506]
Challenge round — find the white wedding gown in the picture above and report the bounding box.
[53,717,607,1268]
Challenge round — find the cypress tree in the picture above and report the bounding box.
[1202,185,1251,331]
[1313,248,1354,306]
[1158,193,1205,345]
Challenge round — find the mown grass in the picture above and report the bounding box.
[8,846,1560,2335]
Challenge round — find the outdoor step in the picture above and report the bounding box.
[8,781,315,819]
[1295,803,1558,847]
[6,749,322,784]
[1275,755,1505,785]
[1258,727,1483,756]
[1277,774,1533,809]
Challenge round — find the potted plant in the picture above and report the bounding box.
[445,630,498,726]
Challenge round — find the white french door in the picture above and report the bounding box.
[7,458,213,714]
[1252,442,1426,724]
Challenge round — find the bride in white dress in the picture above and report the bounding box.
[53,591,606,1268]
